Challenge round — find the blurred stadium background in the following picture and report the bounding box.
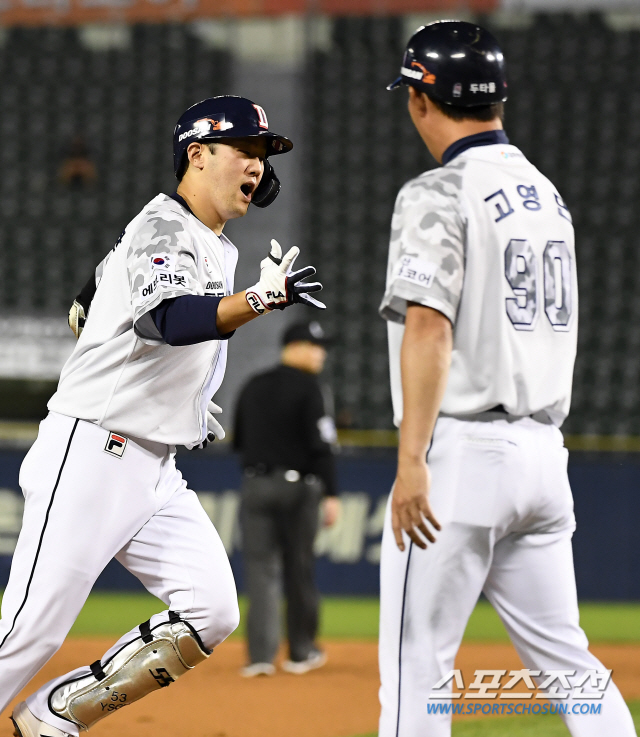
[0,0,639,602]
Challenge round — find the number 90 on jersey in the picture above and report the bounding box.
[504,238,573,332]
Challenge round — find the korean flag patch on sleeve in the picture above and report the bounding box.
[150,254,174,274]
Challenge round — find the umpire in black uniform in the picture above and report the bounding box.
[234,320,340,677]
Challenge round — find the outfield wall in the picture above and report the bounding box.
[0,448,637,599]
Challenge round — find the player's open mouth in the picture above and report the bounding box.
[240,182,255,201]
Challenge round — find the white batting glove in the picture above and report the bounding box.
[206,401,225,442]
[245,239,325,314]
[190,401,225,450]
[68,299,86,339]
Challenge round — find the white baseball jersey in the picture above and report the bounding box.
[379,143,578,427]
[377,138,636,737]
[49,194,238,447]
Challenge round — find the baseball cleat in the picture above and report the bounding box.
[281,648,327,675]
[10,702,71,737]
[240,662,276,678]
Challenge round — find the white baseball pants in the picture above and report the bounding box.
[379,415,636,737]
[0,412,239,735]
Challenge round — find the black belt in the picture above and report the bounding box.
[244,464,304,476]
[244,465,321,486]
[487,405,547,422]
[442,405,550,423]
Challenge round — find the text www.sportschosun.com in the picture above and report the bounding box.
[427,702,603,716]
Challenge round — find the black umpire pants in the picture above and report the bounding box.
[240,469,323,664]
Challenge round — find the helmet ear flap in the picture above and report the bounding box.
[176,151,188,181]
[251,159,281,208]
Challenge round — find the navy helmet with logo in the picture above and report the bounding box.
[173,95,293,207]
[387,21,507,108]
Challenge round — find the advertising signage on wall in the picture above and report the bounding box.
[0,0,498,27]
[0,447,637,598]
[0,449,396,595]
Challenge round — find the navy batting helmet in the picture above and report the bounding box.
[173,95,293,208]
[388,21,507,108]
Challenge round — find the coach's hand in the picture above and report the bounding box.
[322,496,341,527]
[245,239,325,314]
[392,457,441,551]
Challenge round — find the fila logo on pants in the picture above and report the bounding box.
[104,432,128,458]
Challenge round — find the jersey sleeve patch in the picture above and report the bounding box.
[379,170,466,326]
[128,213,201,327]
[393,255,438,289]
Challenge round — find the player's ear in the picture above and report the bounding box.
[186,142,207,172]
[408,86,429,118]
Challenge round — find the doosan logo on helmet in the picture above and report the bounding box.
[178,117,230,143]
[178,128,200,143]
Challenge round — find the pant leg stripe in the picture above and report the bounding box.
[395,541,413,737]
[0,418,80,651]
[394,430,435,737]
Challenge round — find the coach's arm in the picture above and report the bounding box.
[393,303,452,551]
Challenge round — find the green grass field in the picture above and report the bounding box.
[28,594,640,736]
[67,592,640,644]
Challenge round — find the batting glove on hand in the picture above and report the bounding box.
[190,402,225,450]
[245,239,325,314]
[69,273,97,339]
[68,299,86,339]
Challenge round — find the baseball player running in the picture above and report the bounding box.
[0,95,324,736]
[378,22,636,737]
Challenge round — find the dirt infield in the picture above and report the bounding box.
[1,639,638,737]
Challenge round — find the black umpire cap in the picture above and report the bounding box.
[282,321,331,347]
[388,20,507,108]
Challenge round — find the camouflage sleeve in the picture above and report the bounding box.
[379,169,466,325]
[127,213,201,326]
[94,251,112,289]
